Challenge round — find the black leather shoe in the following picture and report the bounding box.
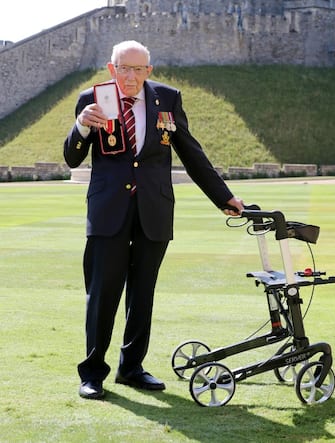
[79,381,105,399]
[115,370,166,391]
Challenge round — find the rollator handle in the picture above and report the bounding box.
[222,203,261,213]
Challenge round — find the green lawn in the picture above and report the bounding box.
[0,180,334,442]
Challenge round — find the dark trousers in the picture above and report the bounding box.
[77,197,169,382]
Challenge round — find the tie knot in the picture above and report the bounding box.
[122,97,136,110]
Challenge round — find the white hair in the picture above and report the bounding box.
[111,40,151,65]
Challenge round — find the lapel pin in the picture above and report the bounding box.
[155,99,160,106]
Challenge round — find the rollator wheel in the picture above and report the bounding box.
[295,361,335,404]
[171,340,211,380]
[189,362,236,407]
[273,342,307,383]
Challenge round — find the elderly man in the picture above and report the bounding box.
[64,40,244,400]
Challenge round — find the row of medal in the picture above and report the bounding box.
[102,111,177,148]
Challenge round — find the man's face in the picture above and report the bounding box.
[107,48,153,96]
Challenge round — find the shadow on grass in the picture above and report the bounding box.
[102,386,335,443]
[0,69,95,147]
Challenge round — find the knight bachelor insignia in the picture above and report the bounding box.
[94,81,127,155]
[105,119,117,146]
[108,134,117,146]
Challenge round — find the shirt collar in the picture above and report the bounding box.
[117,84,145,102]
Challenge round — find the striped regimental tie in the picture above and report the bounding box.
[122,97,137,194]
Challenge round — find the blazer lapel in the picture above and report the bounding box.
[141,81,160,154]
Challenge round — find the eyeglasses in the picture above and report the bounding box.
[115,65,149,75]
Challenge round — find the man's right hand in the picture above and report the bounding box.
[78,104,108,129]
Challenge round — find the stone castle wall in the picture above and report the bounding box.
[0,1,334,119]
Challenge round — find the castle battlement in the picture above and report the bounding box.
[0,1,334,119]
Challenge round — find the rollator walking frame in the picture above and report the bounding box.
[171,205,335,407]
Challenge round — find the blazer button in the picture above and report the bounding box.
[125,184,132,190]
[133,161,139,168]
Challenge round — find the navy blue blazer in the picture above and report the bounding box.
[64,79,233,241]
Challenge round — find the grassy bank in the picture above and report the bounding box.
[0,65,335,168]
